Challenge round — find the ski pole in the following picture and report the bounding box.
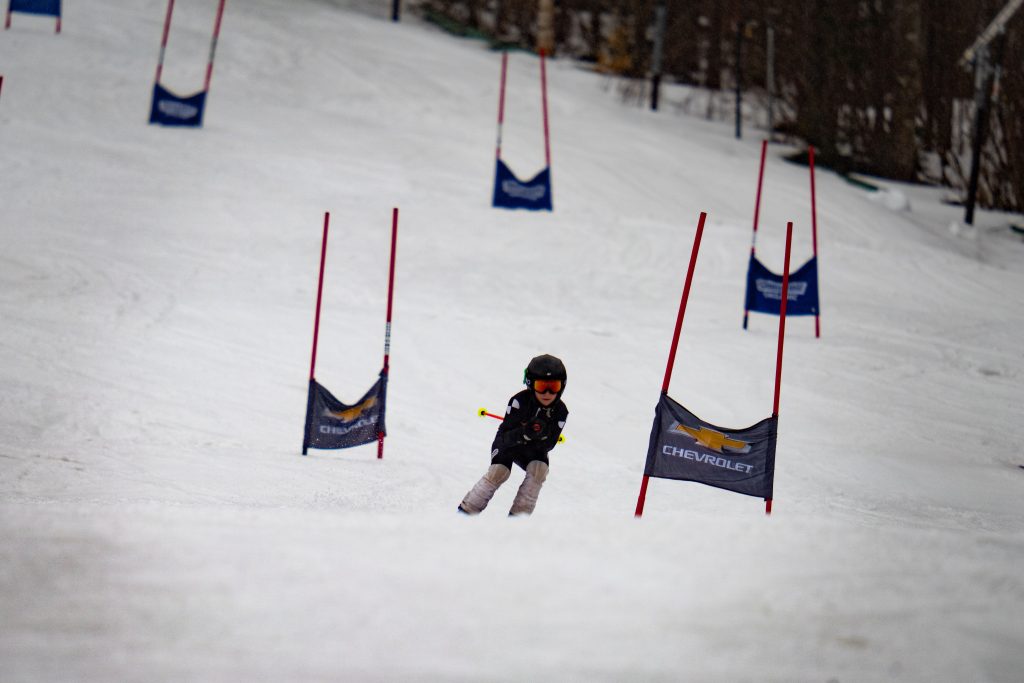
[477,408,566,443]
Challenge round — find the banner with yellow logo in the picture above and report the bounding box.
[644,393,777,499]
[304,373,387,451]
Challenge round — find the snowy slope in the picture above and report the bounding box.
[2,1,1023,680]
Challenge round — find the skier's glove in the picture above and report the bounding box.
[523,418,551,441]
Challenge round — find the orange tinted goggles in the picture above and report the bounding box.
[531,379,562,394]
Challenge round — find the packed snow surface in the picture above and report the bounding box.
[2,1,1023,680]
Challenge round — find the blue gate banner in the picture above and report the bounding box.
[9,0,61,16]
[745,254,819,316]
[644,393,777,499]
[492,159,552,211]
[149,84,207,127]
[304,373,387,450]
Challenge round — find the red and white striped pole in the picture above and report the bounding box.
[743,139,768,329]
[635,211,708,518]
[154,0,176,85]
[203,0,227,91]
[302,211,330,456]
[154,0,177,85]
[377,208,399,459]
[540,49,551,168]
[766,221,793,515]
[495,52,508,161]
[809,145,821,338]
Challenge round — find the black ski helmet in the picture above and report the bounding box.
[524,354,567,388]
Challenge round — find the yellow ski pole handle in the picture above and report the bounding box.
[477,408,565,443]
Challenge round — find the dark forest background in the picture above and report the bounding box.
[419,0,1024,213]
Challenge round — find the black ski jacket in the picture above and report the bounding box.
[491,389,568,457]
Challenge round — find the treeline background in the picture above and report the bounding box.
[418,0,1023,213]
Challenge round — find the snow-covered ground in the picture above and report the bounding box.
[2,1,1023,680]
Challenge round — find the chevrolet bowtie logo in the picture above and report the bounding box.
[325,397,376,422]
[674,424,750,453]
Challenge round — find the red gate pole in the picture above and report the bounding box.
[309,212,330,382]
[809,145,820,338]
[154,0,176,84]
[495,52,508,160]
[204,0,227,91]
[635,211,708,518]
[377,208,399,459]
[54,3,60,33]
[743,139,768,329]
[302,212,331,456]
[766,221,793,514]
[751,139,768,249]
[540,49,551,168]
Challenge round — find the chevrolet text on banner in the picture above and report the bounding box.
[305,375,387,450]
[644,394,777,499]
[493,161,552,211]
[149,85,207,127]
[745,254,818,317]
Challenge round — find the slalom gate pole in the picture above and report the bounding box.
[495,52,508,160]
[660,212,708,394]
[0,75,4,99]
[204,0,227,91]
[55,4,61,33]
[751,139,768,251]
[309,212,330,382]
[743,139,768,330]
[809,145,821,338]
[540,49,551,168]
[154,0,176,85]
[302,211,331,455]
[635,211,708,518]
[4,6,9,29]
[378,208,399,459]
[766,221,793,514]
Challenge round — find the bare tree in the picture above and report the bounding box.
[416,0,1024,211]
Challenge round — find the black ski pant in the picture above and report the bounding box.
[491,446,549,472]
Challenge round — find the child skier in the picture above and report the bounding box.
[458,354,568,516]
